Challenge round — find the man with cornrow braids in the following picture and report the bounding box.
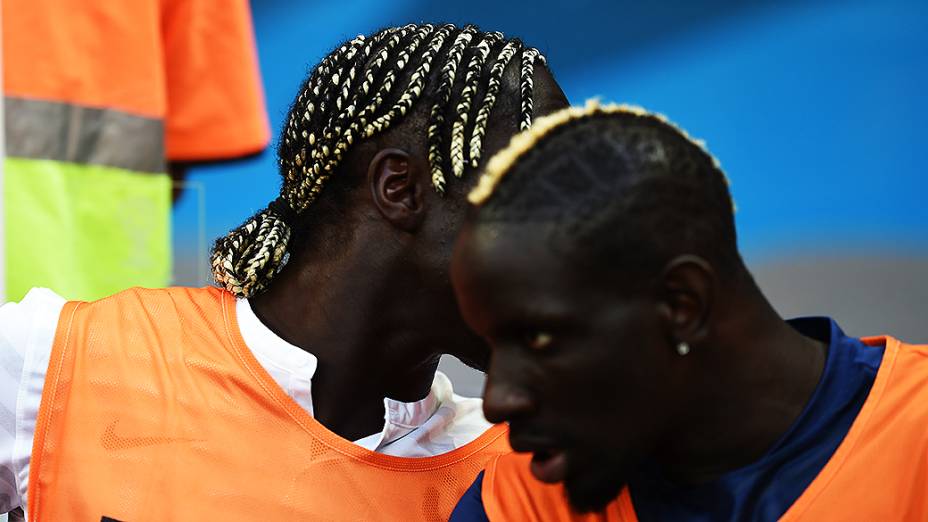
[449,101,928,521]
[0,23,569,520]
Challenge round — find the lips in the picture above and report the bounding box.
[509,434,569,484]
[530,448,568,483]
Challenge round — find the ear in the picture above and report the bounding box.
[655,255,715,347]
[368,149,425,232]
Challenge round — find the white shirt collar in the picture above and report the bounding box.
[236,295,318,373]
[235,297,446,448]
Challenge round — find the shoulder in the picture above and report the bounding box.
[896,339,928,415]
[59,287,233,360]
[450,471,491,522]
[864,336,928,440]
[0,289,67,512]
[898,338,928,359]
[882,336,928,397]
[82,286,226,307]
[0,288,67,351]
[1,287,66,315]
[481,453,573,521]
[481,453,629,521]
[452,454,586,521]
[73,286,228,322]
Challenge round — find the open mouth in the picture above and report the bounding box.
[530,448,568,484]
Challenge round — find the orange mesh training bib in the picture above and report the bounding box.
[30,287,510,521]
[482,336,928,521]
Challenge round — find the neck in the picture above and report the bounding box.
[248,240,440,442]
[656,275,827,484]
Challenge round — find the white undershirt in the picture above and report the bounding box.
[0,288,491,513]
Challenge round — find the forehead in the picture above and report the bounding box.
[456,222,556,287]
[453,222,611,326]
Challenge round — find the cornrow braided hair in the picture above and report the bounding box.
[428,26,475,192]
[468,40,521,169]
[451,31,503,178]
[212,23,548,298]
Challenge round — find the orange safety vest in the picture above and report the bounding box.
[29,287,510,521]
[481,336,928,521]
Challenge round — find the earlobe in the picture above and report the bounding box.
[368,148,424,232]
[657,255,716,347]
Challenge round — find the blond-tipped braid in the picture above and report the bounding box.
[292,35,370,207]
[450,32,503,178]
[519,48,540,131]
[308,24,446,206]
[349,24,429,128]
[297,30,397,207]
[428,26,476,193]
[210,202,292,299]
[290,25,432,211]
[468,40,521,168]
[212,24,550,297]
[315,29,401,158]
[362,24,455,139]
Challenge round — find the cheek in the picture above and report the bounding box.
[534,350,621,430]
[540,329,670,433]
[548,347,666,473]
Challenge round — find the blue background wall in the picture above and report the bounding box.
[173,0,927,392]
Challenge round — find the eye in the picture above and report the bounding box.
[525,331,554,351]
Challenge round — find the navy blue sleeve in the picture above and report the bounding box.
[449,471,490,522]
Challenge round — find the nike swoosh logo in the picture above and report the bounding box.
[101,420,203,450]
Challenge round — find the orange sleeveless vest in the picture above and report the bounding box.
[481,336,928,521]
[29,287,510,521]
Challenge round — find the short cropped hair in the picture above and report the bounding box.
[470,101,742,283]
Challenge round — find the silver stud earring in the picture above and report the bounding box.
[676,342,690,356]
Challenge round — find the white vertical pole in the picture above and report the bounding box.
[0,15,8,522]
[0,0,7,304]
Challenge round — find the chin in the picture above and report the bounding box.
[562,451,630,514]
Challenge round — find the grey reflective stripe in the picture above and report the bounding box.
[3,97,165,173]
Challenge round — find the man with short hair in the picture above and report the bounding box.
[0,24,569,520]
[450,102,928,521]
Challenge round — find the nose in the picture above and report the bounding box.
[482,366,534,424]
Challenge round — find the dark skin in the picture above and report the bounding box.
[451,222,826,512]
[249,65,569,442]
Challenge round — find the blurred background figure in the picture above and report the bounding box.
[1,0,269,303]
[170,0,925,396]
